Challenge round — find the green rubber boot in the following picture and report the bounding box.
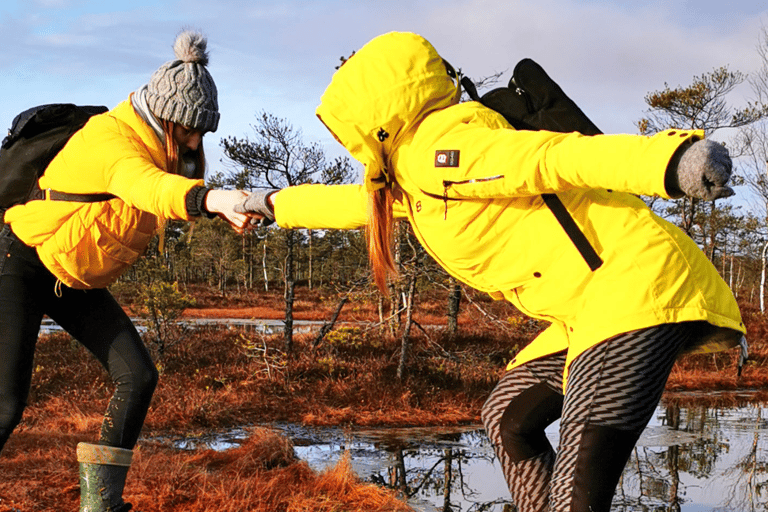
[77,442,134,512]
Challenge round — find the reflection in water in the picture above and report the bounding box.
[289,402,768,512]
[365,430,512,512]
[616,402,768,512]
[170,401,768,511]
[266,424,510,511]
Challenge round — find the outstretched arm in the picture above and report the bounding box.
[236,184,400,230]
[406,110,733,202]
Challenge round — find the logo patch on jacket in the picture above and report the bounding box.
[435,150,460,167]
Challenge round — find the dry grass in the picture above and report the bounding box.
[1,287,766,511]
[173,284,471,326]
[0,287,518,511]
[0,426,411,512]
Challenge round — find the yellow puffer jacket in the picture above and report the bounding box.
[4,98,203,289]
[273,32,744,385]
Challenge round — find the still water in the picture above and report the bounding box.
[172,398,768,512]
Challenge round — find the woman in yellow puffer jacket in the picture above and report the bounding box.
[0,30,249,512]
[237,32,746,512]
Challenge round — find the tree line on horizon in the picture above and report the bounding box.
[113,27,768,359]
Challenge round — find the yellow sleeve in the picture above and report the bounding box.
[273,184,369,229]
[406,106,702,200]
[41,112,202,221]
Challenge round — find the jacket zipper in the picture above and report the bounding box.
[441,175,503,219]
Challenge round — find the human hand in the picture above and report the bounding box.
[234,189,278,228]
[668,140,734,201]
[204,189,251,233]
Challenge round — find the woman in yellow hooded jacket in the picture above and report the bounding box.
[237,32,745,512]
[0,30,249,512]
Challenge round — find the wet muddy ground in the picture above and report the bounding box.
[162,398,768,511]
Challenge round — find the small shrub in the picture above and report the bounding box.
[139,281,196,359]
[326,327,364,351]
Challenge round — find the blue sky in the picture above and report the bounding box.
[1,0,767,181]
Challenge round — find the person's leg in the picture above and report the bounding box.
[550,323,695,512]
[76,442,134,512]
[46,288,158,449]
[482,352,566,512]
[46,287,157,512]
[0,227,48,451]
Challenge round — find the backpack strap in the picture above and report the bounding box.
[541,193,603,271]
[36,189,116,203]
[0,189,114,226]
[461,76,481,102]
[0,103,112,210]
[462,60,605,271]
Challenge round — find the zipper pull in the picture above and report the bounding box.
[442,181,450,220]
[441,175,503,221]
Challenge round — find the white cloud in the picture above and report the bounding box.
[0,0,766,166]
[381,0,767,133]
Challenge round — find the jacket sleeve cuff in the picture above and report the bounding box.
[186,186,216,218]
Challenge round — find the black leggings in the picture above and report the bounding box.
[482,323,695,512]
[0,225,158,451]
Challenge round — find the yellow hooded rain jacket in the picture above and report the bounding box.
[272,32,745,385]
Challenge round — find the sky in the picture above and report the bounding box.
[1,0,768,183]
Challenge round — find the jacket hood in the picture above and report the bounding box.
[316,32,461,191]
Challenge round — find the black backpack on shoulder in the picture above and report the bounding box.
[0,103,115,223]
[461,59,603,271]
[468,58,602,136]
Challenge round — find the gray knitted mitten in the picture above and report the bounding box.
[669,139,734,201]
[234,189,277,227]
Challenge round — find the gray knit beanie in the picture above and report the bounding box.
[146,30,219,133]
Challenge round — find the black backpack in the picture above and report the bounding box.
[462,59,603,271]
[0,103,115,223]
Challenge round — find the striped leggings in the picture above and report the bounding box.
[481,323,696,512]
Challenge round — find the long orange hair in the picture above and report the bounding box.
[156,120,207,252]
[160,119,206,179]
[367,186,398,293]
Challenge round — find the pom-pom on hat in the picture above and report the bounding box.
[146,30,219,133]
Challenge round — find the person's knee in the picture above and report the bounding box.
[117,360,158,403]
[499,413,550,462]
[498,382,563,462]
[134,363,158,399]
[0,394,26,435]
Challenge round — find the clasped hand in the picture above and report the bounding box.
[233,189,277,228]
[204,189,278,233]
[203,189,252,233]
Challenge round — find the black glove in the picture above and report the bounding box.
[667,140,734,201]
[234,189,278,227]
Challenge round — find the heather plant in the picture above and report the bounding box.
[139,280,196,359]
[6,286,765,511]
[325,327,364,351]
